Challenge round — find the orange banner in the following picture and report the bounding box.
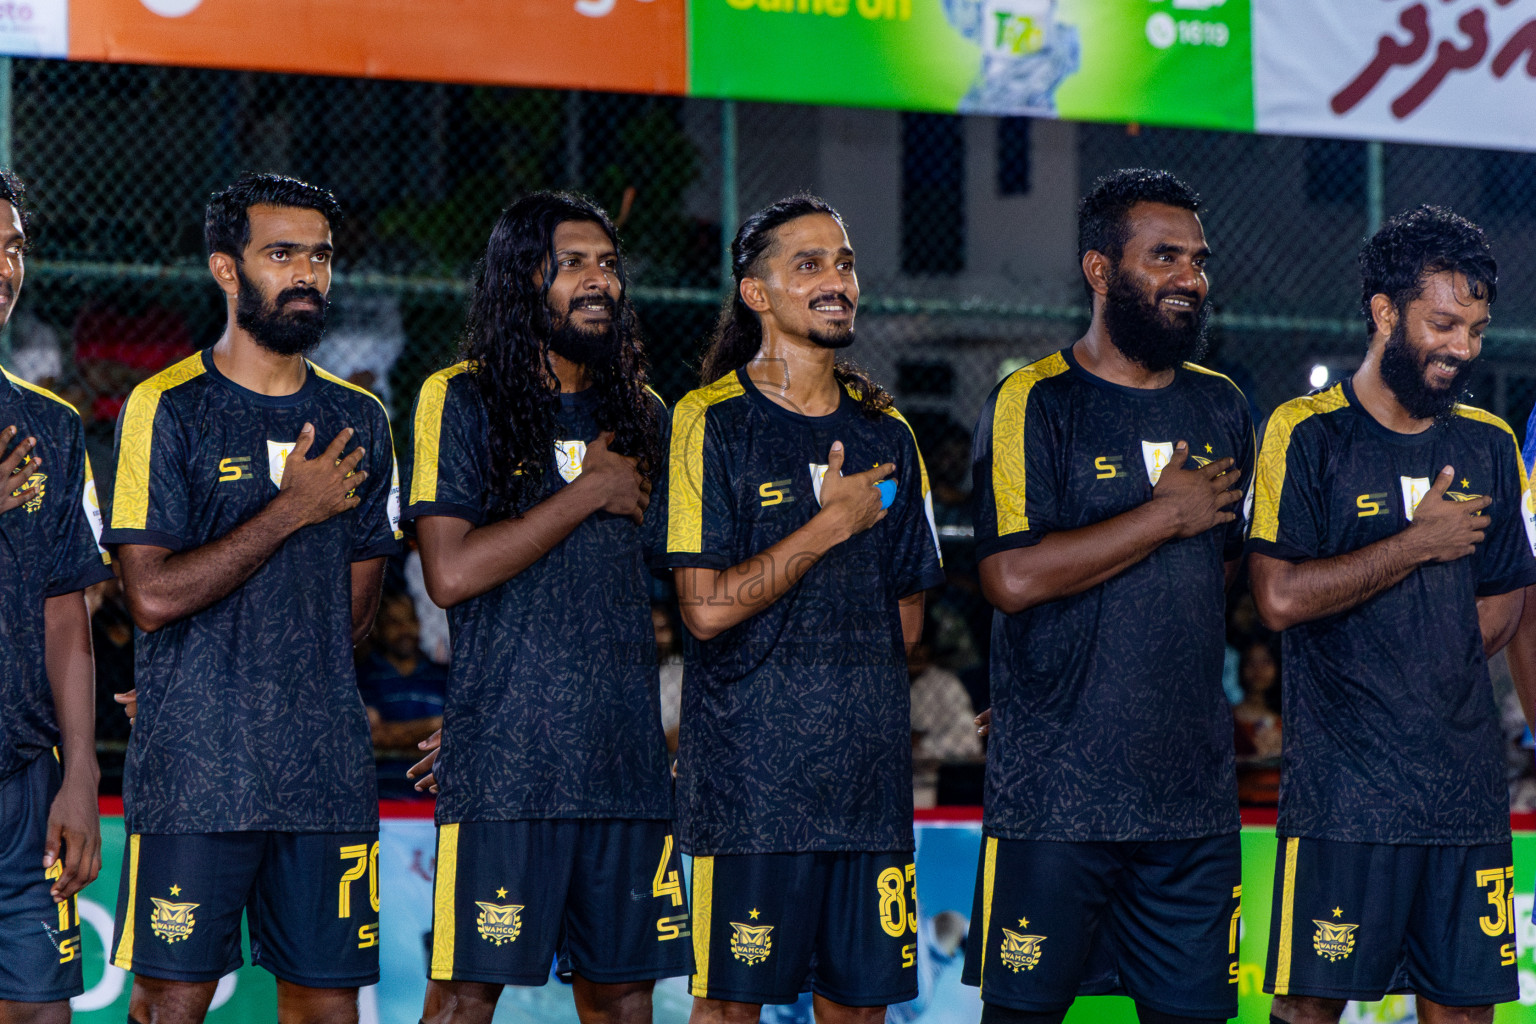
[68,0,688,95]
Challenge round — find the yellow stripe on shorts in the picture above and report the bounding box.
[430,824,459,979]
[979,836,998,996]
[112,834,141,969]
[690,856,714,997]
[1273,836,1300,995]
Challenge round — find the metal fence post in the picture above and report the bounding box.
[720,99,738,288]
[1365,140,1384,237]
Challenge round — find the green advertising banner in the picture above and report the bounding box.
[687,0,1253,130]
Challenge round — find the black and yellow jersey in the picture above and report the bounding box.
[664,369,945,856]
[972,347,1253,842]
[0,368,113,781]
[102,349,402,834]
[1247,378,1536,844]
[404,363,673,824]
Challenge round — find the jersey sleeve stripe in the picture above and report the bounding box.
[1453,404,1535,554]
[411,362,472,506]
[881,403,943,566]
[1,368,82,412]
[667,374,744,556]
[1250,385,1348,544]
[991,352,1069,537]
[112,353,206,532]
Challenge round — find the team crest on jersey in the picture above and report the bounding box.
[999,928,1045,972]
[1400,475,1431,520]
[555,440,587,483]
[267,440,296,488]
[1141,441,1174,485]
[149,897,199,943]
[1523,487,1536,556]
[1311,919,1358,962]
[475,902,524,945]
[20,471,45,513]
[730,922,774,965]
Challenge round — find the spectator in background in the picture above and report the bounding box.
[357,590,447,751]
[909,611,982,808]
[653,599,684,755]
[1232,634,1282,805]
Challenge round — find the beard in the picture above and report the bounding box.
[1102,265,1210,372]
[547,294,621,367]
[807,292,856,350]
[1378,316,1473,421]
[235,267,327,357]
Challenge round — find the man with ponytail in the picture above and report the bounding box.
[665,195,945,1023]
[404,192,686,1024]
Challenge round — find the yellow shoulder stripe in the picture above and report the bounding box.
[668,373,745,555]
[1454,404,1531,499]
[310,361,403,538]
[411,362,473,506]
[992,351,1069,536]
[880,402,943,566]
[2,368,82,414]
[1251,384,1349,544]
[112,353,207,532]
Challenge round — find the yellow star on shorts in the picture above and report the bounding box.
[1461,478,1470,489]
[749,908,760,920]
[1018,916,1029,928]
[1331,906,1343,918]
[496,888,507,899]
[169,884,181,896]
[1204,443,1213,454]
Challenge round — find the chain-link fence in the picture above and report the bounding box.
[11,57,1536,792]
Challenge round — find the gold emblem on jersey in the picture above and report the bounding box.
[1311,919,1358,962]
[1356,492,1388,517]
[218,456,253,482]
[20,471,45,512]
[475,901,524,945]
[149,896,199,944]
[1093,456,1122,480]
[729,922,774,965]
[999,928,1045,972]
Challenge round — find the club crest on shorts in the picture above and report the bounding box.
[149,897,199,944]
[475,901,524,945]
[1311,919,1358,962]
[268,440,296,488]
[555,440,587,483]
[1141,441,1174,485]
[730,922,773,965]
[999,928,1045,972]
[1400,475,1431,520]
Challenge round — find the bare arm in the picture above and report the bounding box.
[44,590,100,901]
[1505,584,1536,729]
[1249,466,1489,631]
[350,556,387,646]
[675,441,892,642]
[1477,588,1524,658]
[118,424,367,633]
[900,591,924,651]
[979,444,1241,615]
[416,433,649,608]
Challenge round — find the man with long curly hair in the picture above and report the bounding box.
[405,192,684,1024]
[666,195,944,1024]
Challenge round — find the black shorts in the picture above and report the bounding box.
[429,819,692,986]
[0,753,83,1002]
[961,834,1242,1017]
[111,830,381,987]
[1264,836,1518,1005]
[688,850,919,1007]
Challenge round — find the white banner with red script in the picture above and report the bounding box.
[1254,0,1536,151]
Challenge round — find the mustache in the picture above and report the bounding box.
[809,292,855,312]
[567,293,616,316]
[276,286,326,312]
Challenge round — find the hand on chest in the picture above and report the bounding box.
[748,442,898,515]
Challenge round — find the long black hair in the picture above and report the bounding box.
[461,191,661,519]
[700,194,891,417]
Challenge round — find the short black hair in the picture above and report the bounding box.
[0,169,27,233]
[1077,168,1201,266]
[1358,204,1496,338]
[205,172,341,259]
